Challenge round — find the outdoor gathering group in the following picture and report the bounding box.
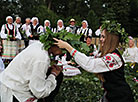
[0,15,138,102]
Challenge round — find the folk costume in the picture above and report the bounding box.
[0,16,22,61]
[122,37,138,82]
[123,47,138,63]
[0,42,63,102]
[54,20,134,102]
[29,17,43,45]
[52,19,64,33]
[43,20,52,33]
[14,17,25,52]
[55,54,81,76]
[21,22,31,47]
[95,28,101,36]
[66,19,78,34]
[77,20,92,42]
[70,48,134,102]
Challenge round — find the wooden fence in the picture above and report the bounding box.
[91,37,138,48]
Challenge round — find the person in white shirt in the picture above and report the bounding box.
[21,18,31,37]
[123,36,138,83]
[86,36,98,56]
[95,26,101,36]
[14,17,22,30]
[66,18,78,34]
[0,16,21,40]
[77,20,92,42]
[123,36,138,63]
[0,42,63,102]
[0,16,22,63]
[14,17,26,52]
[53,19,64,33]
[29,17,43,45]
[43,20,52,33]
[21,18,31,47]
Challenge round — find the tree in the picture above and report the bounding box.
[87,10,99,33]
[0,0,20,26]
[101,0,132,35]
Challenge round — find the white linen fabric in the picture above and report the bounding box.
[0,42,57,102]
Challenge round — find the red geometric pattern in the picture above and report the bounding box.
[25,97,36,102]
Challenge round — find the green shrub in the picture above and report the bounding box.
[54,70,103,102]
[54,66,138,102]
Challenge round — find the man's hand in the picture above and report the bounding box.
[51,65,63,77]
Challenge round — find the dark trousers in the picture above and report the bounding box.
[13,72,63,102]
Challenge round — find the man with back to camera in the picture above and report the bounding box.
[0,40,63,102]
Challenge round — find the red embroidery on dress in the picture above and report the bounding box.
[103,55,118,69]
[25,97,36,102]
[105,56,111,60]
[112,53,120,57]
[72,50,77,57]
[109,63,114,68]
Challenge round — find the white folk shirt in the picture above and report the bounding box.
[95,29,101,36]
[77,27,92,37]
[21,24,31,37]
[0,42,57,102]
[0,23,21,40]
[70,49,123,73]
[32,24,44,34]
[123,47,138,63]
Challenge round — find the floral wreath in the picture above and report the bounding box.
[101,20,128,44]
[39,27,92,55]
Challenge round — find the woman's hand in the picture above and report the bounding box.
[53,38,74,53]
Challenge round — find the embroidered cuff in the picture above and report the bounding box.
[70,49,77,57]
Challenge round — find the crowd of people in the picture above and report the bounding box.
[0,16,137,102]
[0,16,96,65]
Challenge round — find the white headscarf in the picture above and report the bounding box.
[6,16,13,22]
[128,36,134,40]
[57,19,64,26]
[57,19,64,30]
[44,20,51,27]
[82,20,88,28]
[16,17,21,21]
[31,17,39,24]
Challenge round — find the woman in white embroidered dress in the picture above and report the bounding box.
[54,21,134,102]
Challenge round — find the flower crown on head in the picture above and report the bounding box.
[101,20,128,43]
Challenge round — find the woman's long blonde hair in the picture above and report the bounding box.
[96,29,120,82]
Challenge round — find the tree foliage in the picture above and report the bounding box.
[0,0,138,37]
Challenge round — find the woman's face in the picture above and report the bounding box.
[86,37,92,46]
[58,21,63,27]
[26,19,30,24]
[129,40,134,48]
[82,22,87,28]
[7,18,13,24]
[33,19,38,25]
[100,30,106,47]
[16,18,21,24]
[70,22,75,26]
[45,22,50,27]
